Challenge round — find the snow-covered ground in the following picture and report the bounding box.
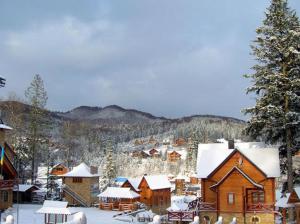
[1,204,126,224]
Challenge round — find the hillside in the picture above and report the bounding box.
[0,100,246,162]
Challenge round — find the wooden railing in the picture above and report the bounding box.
[99,202,137,211]
[0,180,15,189]
[168,211,196,222]
[246,203,274,212]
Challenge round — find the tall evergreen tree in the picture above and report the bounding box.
[244,0,300,195]
[25,74,48,184]
[103,139,116,187]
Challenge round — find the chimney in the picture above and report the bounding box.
[228,139,235,149]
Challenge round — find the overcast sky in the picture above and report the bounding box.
[1,1,299,119]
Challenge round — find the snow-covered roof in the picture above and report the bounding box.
[98,187,140,199]
[126,177,143,192]
[196,142,280,178]
[143,175,171,190]
[14,184,39,192]
[293,186,300,198]
[61,163,99,177]
[0,124,12,130]
[36,200,71,215]
[275,194,294,208]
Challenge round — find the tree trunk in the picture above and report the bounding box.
[283,64,294,221]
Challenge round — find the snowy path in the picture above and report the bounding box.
[1,204,127,224]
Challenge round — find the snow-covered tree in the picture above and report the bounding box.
[244,0,300,193]
[25,74,49,184]
[102,139,116,187]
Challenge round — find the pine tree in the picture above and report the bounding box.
[244,0,300,195]
[103,139,116,187]
[25,74,48,184]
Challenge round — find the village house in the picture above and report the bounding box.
[121,175,171,213]
[50,163,69,176]
[167,150,182,162]
[98,187,140,211]
[13,184,39,203]
[143,148,160,158]
[0,122,18,210]
[287,186,300,223]
[173,138,186,147]
[61,162,99,207]
[196,141,280,224]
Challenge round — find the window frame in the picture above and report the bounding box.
[227,192,235,205]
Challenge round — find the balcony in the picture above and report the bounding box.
[0,180,15,189]
[246,203,274,212]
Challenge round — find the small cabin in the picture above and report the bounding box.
[36,200,71,224]
[13,184,39,203]
[0,122,17,210]
[173,138,186,147]
[196,141,280,224]
[138,175,171,213]
[167,150,182,162]
[98,187,140,211]
[50,164,69,176]
[287,187,300,223]
[61,163,99,207]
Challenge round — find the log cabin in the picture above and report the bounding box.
[196,141,280,224]
[138,175,171,213]
[287,187,300,223]
[61,163,99,207]
[0,123,18,210]
[121,175,172,214]
[167,150,182,162]
[50,163,69,176]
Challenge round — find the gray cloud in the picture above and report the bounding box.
[0,0,299,119]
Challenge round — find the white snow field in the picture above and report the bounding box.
[1,204,126,224]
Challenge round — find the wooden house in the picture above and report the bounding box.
[13,184,39,203]
[121,175,172,213]
[61,163,99,207]
[36,200,72,224]
[173,138,186,147]
[287,187,300,223]
[143,148,160,158]
[50,163,69,176]
[0,123,18,210]
[98,187,140,211]
[196,142,280,224]
[167,150,182,162]
[138,175,171,213]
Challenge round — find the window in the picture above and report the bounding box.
[252,191,265,203]
[227,193,235,205]
[1,191,9,202]
[73,177,83,183]
[56,167,63,171]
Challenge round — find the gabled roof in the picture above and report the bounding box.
[275,193,294,208]
[61,163,99,177]
[36,200,71,215]
[197,142,280,178]
[98,187,140,199]
[125,177,143,192]
[210,166,263,189]
[293,186,300,199]
[141,175,171,190]
[14,184,39,192]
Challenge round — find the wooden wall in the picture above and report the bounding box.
[202,151,275,213]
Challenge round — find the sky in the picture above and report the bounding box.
[0,0,299,119]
